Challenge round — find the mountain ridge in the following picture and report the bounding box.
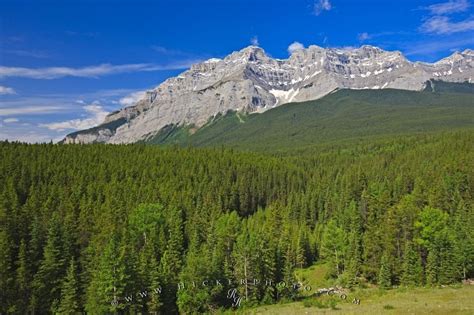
[63,45,474,144]
[144,82,474,151]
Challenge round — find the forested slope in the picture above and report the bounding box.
[1,129,473,313]
[148,86,474,152]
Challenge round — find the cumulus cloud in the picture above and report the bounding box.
[288,41,305,54]
[314,0,332,16]
[0,86,16,95]
[119,90,147,107]
[0,61,199,80]
[420,15,474,34]
[427,0,470,15]
[3,118,19,123]
[40,103,109,131]
[358,32,371,42]
[250,36,259,46]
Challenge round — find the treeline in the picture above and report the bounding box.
[0,130,473,313]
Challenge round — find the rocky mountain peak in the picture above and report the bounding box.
[63,45,474,144]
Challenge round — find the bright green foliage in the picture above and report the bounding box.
[415,206,449,251]
[415,206,460,285]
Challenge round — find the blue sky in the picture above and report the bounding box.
[1,0,473,142]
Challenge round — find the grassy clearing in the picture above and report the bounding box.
[239,285,474,315]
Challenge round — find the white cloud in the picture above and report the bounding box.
[3,118,19,123]
[40,102,109,131]
[0,86,16,95]
[427,0,470,15]
[314,0,332,16]
[251,36,259,46]
[119,90,147,107]
[420,15,474,34]
[0,106,63,116]
[288,42,305,54]
[419,0,474,34]
[0,61,199,79]
[358,32,371,42]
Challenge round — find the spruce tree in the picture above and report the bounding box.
[31,213,66,313]
[320,220,346,277]
[426,248,439,286]
[58,258,81,314]
[378,252,392,289]
[15,239,31,313]
[345,201,363,287]
[400,241,423,286]
[0,230,14,313]
[85,231,131,313]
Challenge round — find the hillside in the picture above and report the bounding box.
[148,83,474,152]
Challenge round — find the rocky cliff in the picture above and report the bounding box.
[63,45,474,144]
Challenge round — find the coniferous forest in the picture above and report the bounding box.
[1,129,473,314]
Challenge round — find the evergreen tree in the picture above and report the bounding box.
[159,207,185,313]
[378,252,392,289]
[400,241,423,286]
[58,258,81,314]
[320,220,346,277]
[426,248,439,286]
[85,231,131,313]
[344,201,363,287]
[452,201,474,280]
[31,213,66,313]
[0,230,14,313]
[15,239,31,314]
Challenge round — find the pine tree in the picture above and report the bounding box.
[85,231,131,313]
[400,241,423,286]
[452,201,474,280]
[0,230,14,313]
[426,248,439,286]
[15,239,31,313]
[58,258,81,314]
[320,220,346,277]
[31,213,66,313]
[378,252,392,289]
[147,250,163,314]
[345,201,362,287]
[159,207,185,313]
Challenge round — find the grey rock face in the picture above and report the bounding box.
[63,46,474,144]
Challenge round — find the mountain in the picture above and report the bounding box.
[146,83,474,151]
[63,46,474,144]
